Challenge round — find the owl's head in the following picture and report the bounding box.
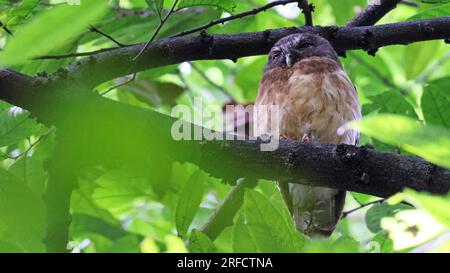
[266,33,338,70]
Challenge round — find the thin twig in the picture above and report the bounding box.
[34,47,120,60]
[12,127,55,160]
[349,52,408,96]
[299,0,313,26]
[400,0,419,7]
[171,0,300,38]
[89,24,126,47]
[0,20,13,36]
[99,73,137,96]
[133,0,180,61]
[342,199,386,218]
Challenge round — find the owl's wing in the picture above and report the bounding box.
[254,70,294,215]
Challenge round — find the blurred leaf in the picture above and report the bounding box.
[408,3,450,20]
[365,203,412,233]
[351,192,373,205]
[232,214,258,252]
[91,168,156,216]
[2,0,41,28]
[140,236,160,253]
[234,189,305,253]
[302,236,361,253]
[0,108,43,148]
[175,170,206,237]
[363,92,416,117]
[236,57,266,102]
[0,0,108,66]
[371,233,394,253]
[350,114,450,168]
[404,41,440,80]
[391,190,450,227]
[189,229,215,253]
[177,0,236,13]
[0,169,45,252]
[104,234,141,253]
[165,234,188,253]
[70,213,129,240]
[146,0,165,15]
[328,0,366,25]
[422,0,450,2]
[121,80,184,107]
[422,77,450,128]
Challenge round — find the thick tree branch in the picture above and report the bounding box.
[61,17,450,89]
[347,0,402,27]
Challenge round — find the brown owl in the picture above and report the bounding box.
[254,33,361,236]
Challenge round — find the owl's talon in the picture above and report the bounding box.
[280,134,289,140]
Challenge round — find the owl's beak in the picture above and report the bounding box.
[286,53,297,67]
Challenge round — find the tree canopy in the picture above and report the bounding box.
[0,0,449,253]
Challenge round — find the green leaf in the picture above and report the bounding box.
[350,114,450,168]
[0,0,108,66]
[188,229,216,253]
[404,41,441,80]
[422,77,450,128]
[408,3,450,20]
[234,189,305,253]
[0,108,43,148]
[351,192,373,205]
[392,190,450,227]
[302,236,361,253]
[70,213,129,241]
[235,57,266,102]
[175,170,206,237]
[146,0,165,16]
[232,214,259,252]
[177,0,237,14]
[365,203,412,233]
[0,169,45,252]
[371,233,394,253]
[328,0,366,25]
[363,92,416,117]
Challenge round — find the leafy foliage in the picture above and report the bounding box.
[0,0,449,253]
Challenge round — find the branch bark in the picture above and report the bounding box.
[347,0,402,27]
[61,17,450,89]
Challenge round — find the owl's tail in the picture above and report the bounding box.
[278,182,346,237]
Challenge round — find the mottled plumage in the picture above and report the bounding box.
[254,34,361,236]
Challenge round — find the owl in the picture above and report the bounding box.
[254,33,361,237]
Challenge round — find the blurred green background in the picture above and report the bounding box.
[0,0,449,253]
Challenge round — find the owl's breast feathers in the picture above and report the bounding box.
[255,56,361,145]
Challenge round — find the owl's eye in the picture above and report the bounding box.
[271,52,282,60]
[299,42,313,49]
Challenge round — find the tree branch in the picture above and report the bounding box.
[0,19,13,36]
[59,17,450,89]
[199,178,256,241]
[342,198,386,218]
[347,0,402,27]
[299,0,313,26]
[88,24,126,47]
